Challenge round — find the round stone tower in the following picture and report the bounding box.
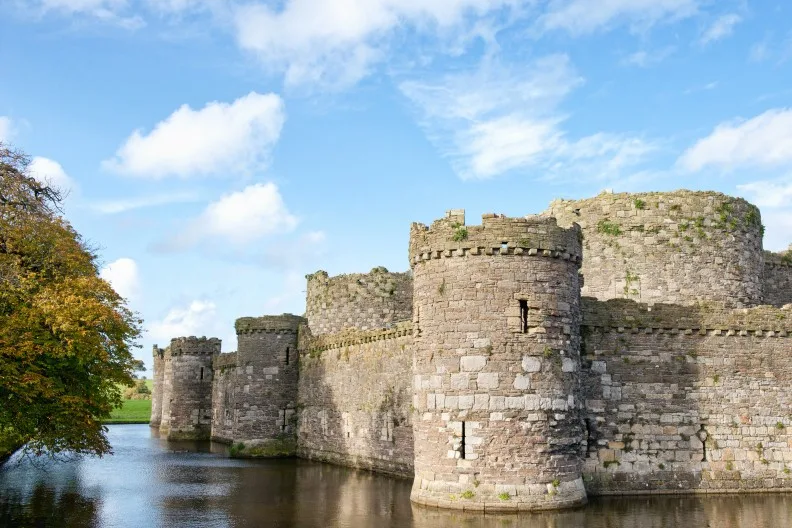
[233,314,304,455]
[150,344,165,428]
[165,336,220,440]
[547,191,764,307]
[409,209,587,511]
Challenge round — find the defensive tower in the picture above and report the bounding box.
[150,344,165,428]
[548,191,764,307]
[163,336,220,440]
[408,210,587,511]
[233,315,304,455]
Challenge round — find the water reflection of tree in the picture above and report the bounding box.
[0,484,98,528]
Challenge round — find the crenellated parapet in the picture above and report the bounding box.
[305,268,413,336]
[548,191,764,308]
[169,336,222,356]
[235,314,303,335]
[409,209,582,267]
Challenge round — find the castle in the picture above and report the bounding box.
[149,190,792,512]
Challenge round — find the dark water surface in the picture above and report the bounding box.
[1,425,791,527]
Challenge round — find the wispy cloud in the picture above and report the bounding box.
[699,13,741,45]
[401,54,656,181]
[621,47,675,67]
[90,191,203,214]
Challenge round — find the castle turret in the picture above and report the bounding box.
[150,344,165,428]
[163,336,220,440]
[409,210,587,511]
[548,191,764,307]
[232,314,304,456]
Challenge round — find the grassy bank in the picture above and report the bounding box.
[105,379,153,424]
[106,399,151,424]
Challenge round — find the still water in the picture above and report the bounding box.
[1,424,791,528]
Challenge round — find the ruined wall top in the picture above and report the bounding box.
[305,267,413,336]
[235,314,305,335]
[408,209,583,268]
[548,190,764,307]
[169,336,222,356]
[765,246,792,268]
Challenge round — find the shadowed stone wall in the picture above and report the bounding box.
[764,248,792,307]
[297,323,414,478]
[548,191,764,308]
[232,315,303,456]
[305,268,413,336]
[408,210,588,511]
[580,298,792,494]
[163,337,220,440]
[211,352,237,443]
[150,345,165,428]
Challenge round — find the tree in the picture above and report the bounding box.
[0,142,142,459]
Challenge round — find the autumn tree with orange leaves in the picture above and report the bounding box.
[0,143,141,461]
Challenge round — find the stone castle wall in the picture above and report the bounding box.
[297,323,414,477]
[409,211,588,511]
[548,191,764,308]
[148,190,792,512]
[211,352,237,443]
[305,268,412,336]
[764,248,792,307]
[580,298,792,494]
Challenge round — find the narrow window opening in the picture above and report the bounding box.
[501,242,508,252]
[281,409,287,433]
[519,300,529,333]
[286,346,290,365]
[460,421,467,460]
[200,367,204,380]
[585,419,593,456]
[697,424,709,462]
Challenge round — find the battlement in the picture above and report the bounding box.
[235,314,305,335]
[213,352,237,370]
[409,209,582,267]
[765,249,792,268]
[303,321,413,355]
[305,267,412,336]
[582,297,792,335]
[152,344,166,359]
[169,336,221,356]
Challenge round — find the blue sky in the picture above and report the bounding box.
[2,0,791,372]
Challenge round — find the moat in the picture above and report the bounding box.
[0,425,790,527]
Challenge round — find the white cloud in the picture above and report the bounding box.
[737,178,792,209]
[536,0,699,36]
[621,47,675,67]
[700,13,741,45]
[401,54,655,180]
[147,300,217,342]
[760,210,792,252]
[27,156,75,192]
[0,116,13,143]
[157,182,299,251]
[100,257,140,301]
[678,108,792,172]
[29,0,144,29]
[104,92,285,178]
[90,191,202,214]
[232,0,524,88]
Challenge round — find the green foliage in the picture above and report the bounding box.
[603,460,620,468]
[623,270,640,298]
[451,222,468,242]
[460,490,475,499]
[438,278,446,295]
[551,479,560,487]
[657,463,665,470]
[726,461,733,471]
[498,492,510,501]
[633,198,646,210]
[777,422,785,430]
[122,379,152,400]
[596,219,622,236]
[713,374,720,384]
[0,144,142,459]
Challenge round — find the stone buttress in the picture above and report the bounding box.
[162,336,220,440]
[408,210,587,511]
[232,315,304,456]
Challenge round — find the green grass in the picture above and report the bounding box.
[106,399,151,424]
[106,379,153,424]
